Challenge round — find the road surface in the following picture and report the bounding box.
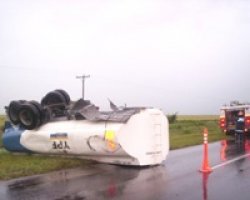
[0,137,250,200]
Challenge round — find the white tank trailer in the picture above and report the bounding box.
[3,89,169,166]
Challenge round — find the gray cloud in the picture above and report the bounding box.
[1,0,250,114]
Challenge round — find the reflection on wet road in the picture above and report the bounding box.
[1,137,250,200]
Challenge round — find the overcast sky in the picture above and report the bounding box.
[0,0,250,114]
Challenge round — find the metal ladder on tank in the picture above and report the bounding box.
[152,114,163,163]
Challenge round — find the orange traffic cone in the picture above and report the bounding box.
[200,128,212,173]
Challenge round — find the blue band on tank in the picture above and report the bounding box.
[2,122,32,153]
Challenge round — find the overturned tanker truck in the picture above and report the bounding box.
[3,89,169,166]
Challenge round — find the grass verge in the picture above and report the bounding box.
[177,115,219,121]
[0,149,91,180]
[169,119,226,149]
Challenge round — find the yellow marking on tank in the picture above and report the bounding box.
[105,130,116,151]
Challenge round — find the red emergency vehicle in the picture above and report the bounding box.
[220,101,250,134]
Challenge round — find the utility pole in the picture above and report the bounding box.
[76,74,90,100]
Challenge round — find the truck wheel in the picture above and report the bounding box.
[19,103,41,130]
[41,91,66,108]
[7,100,26,125]
[55,89,70,105]
[29,100,44,126]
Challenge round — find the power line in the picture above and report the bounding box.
[76,74,90,100]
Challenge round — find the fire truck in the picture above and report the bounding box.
[219,101,250,134]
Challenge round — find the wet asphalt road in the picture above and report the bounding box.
[1,138,250,200]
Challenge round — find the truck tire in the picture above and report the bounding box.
[41,91,66,108]
[18,103,41,130]
[29,100,45,126]
[7,100,26,125]
[55,89,70,105]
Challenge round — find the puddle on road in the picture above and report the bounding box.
[0,164,167,200]
[200,136,250,200]
[220,136,250,161]
[0,167,102,200]
[8,177,42,190]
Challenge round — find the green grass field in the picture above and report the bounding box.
[169,119,225,149]
[0,115,226,180]
[177,115,219,121]
[0,149,91,180]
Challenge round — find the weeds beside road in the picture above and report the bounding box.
[169,118,226,149]
[0,149,91,180]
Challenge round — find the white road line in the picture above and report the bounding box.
[212,153,250,170]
